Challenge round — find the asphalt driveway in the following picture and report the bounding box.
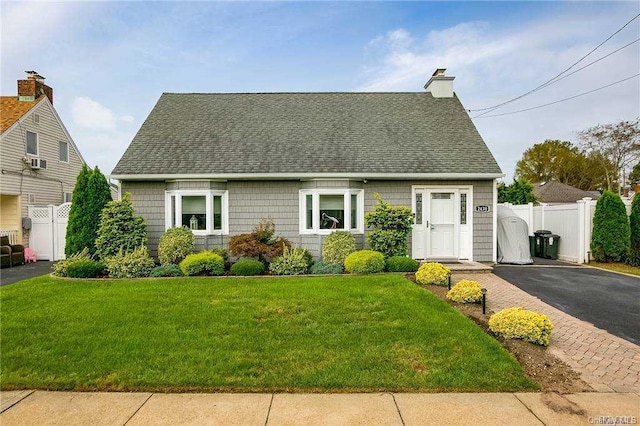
[493,265,640,345]
[0,262,54,286]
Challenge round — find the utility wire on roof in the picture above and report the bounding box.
[472,73,639,119]
[468,12,640,116]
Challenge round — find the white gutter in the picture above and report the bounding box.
[109,172,505,181]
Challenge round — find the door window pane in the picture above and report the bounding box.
[213,196,222,230]
[306,194,313,229]
[26,131,38,155]
[415,193,422,224]
[351,194,358,229]
[460,193,467,225]
[320,195,344,229]
[182,196,206,230]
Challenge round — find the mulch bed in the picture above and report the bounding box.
[406,274,593,394]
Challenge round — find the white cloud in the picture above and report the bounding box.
[71,97,118,130]
[119,115,135,124]
[358,9,640,181]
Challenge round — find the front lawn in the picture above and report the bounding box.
[0,275,536,392]
[587,261,640,277]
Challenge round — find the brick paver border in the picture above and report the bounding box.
[456,273,640,393]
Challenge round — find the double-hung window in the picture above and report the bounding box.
[165,190,228,235]
[26,131,38,156]
[300,189,364,234]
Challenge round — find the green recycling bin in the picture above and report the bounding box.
[529,236,536,258]
[533,230,551,257]
[543,234,560,260]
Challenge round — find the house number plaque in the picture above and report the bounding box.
[475,205,490,213]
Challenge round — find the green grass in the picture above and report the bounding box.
[0,275,537,392]
[587,262,640,276]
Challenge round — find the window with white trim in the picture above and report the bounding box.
[300,189,364,234]
[26,131,38,156]
[165,190,228,235]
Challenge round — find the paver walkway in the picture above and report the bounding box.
[456,273,640,393]
[1,390,638,425]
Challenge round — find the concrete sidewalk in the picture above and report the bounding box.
[1,391,638,425]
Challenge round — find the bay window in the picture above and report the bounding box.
[300,189,363,234]
[165,190,228,235]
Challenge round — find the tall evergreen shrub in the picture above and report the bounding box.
[95,193,147,259]
[365,194,414,258]
[65,165,91,255]
[627,193,640,266]
[85,167,112,253]
[591,191,630,262]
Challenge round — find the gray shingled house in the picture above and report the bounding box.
[111,69,503,262]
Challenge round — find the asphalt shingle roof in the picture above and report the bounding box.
[112,92,501,176]
[533,181,600,203]
[0,96,43,134]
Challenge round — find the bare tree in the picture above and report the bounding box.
[578,118,640,193]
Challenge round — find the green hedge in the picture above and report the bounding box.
[344,250,385,274]
[386,256,419,272]
[230,259,265,276]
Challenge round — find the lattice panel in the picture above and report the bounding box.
[57,203,72,218]
[30,208,51,219]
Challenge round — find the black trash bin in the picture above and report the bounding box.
[543,234,561,260]
[533,230,551,257]
[529,236,536,258]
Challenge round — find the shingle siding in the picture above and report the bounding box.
[123,179,494,262]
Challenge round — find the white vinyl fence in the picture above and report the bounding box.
[27,202,71,261]
[501,197,632,264]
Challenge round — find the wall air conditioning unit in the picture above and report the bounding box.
[30,158,47,170]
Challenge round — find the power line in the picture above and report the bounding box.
[468,12,640,115]
[472,74,639,119]
[542,38,639,87]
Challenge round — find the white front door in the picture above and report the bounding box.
[411,186,472,260]
[428,191,456,257]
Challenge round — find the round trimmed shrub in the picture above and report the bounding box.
[209,248,229,263]
[489,307,554,346]
[386,256,419,272]
[310,261,343,275]
[230,259,265,276]
[344,250,385,274]
[150,264,183,277]
[322,231,356,266]
[180,251,225,276]
[446,280,483,303]
[53,248,91,277]
[66,259,106,278]
[158,227,194,265]
[415,262,450,286]
[105,246,155,278]
[591,191,630,262]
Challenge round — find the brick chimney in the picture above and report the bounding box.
[18,71,53,104]
[424,68,455,98]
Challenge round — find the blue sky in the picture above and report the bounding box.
[2,1,639,182]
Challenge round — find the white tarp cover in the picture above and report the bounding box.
[497,205,533,265]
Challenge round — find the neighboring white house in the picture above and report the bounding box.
[0,72,85,247]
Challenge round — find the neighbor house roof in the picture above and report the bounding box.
[0,95,44,134]
[112,92,502,179]
[533,181,600,203]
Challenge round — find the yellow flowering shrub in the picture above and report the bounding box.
[446,280,483,303]
[488,307,554,346]
[415,262,450,286]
